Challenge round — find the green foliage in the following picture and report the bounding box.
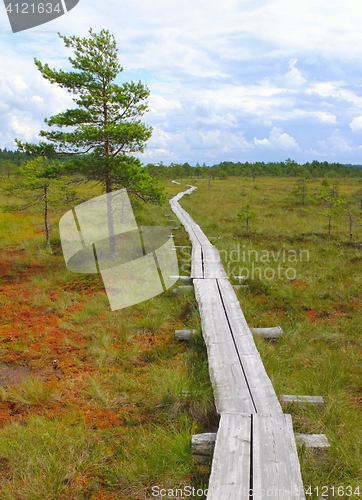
[146,159,362,181]
[16,28,165,204]
[0,160,19,180]
[292,176,312,206]
[0,377,59,406]
[237,202,256,231]
[0,417,109,499]
[321,196,347,235]
[2,157,76,245]
[179,176,362,489]
[0,148,27,166]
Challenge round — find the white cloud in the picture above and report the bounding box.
[148,95,182,118]
[1,0,362,162]
[350,116,362,132]
[253,138,272,149]
[316,130,353,154]
[8,114,39,141]
[147,127,173,147]
[140,147,176,160]
[306,82,362,109]
[284,59,306,86]
[254,127,301,152]
[312,112,336,124]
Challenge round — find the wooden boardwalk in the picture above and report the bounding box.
[170,185,305,499]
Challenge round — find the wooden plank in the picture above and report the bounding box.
[295,434,330,448]
[194,279,256,414]
[252,414,305,499]
[280,395,325,407]
[217,278,283,416]
[175,329,196,341]
[170,197,212,247]
[191,433,217,461]
[251,326,284,339]
[169,205,203,247]
[191,244,203,279]
[202,245,228,279]
[207,413,251,499]
[171,186,306,496]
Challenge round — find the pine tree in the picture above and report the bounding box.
[3,158,76,246]
[16,28,164,204]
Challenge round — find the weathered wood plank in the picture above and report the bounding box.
[251,326,284,339]
[194,279,256,414]
[280,395,325,407]
[175,329,197,341]
[216,278,283,415]
[253,414,305,499]
[170,198,211,247]
[171,185,306,497]
[295,434,330,448]
[191,433,217,461]
[202,245,228,279]
[207,413,251,499]
[191,244,204,279]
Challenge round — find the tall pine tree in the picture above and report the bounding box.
[16,28,164,204]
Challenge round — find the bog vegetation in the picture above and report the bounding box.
[1,161,362,497]
[179,174,362,495]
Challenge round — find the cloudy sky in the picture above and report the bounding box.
[1,0,362,165]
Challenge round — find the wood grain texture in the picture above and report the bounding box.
[194,278,256,414]
[295,434,330,448]
[251,326,284,339]
[174,329,196,341]
[207,413,305,500]
[202,245,228,279]
[280,395,325,407]
[216,278,283,415]
[207,413,251,500]
[191,433,217,457]
[191,244,204,278]
[252,414,305,499]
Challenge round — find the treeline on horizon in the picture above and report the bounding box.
[1,148,362,180]
[145,158,362,179]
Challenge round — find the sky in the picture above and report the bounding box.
[1,0,362,165]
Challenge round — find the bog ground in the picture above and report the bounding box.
[0,176,361,498]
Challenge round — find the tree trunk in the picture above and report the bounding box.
[44,185,50,246]
[103,86,116,255]
[348,211,353,241]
